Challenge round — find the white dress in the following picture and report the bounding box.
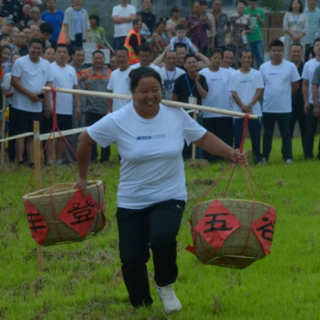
[283,12,308,60]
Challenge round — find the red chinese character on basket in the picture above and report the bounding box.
[195,200,241,251]
[59,190,100,238]
[25,200,49,245]
[251,207,276,255]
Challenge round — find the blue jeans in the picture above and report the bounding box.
[113,36,126,51]
[262,112,292,161]
[248,41,264,70]
[234,117,262,163]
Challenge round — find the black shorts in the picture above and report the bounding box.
[43,114,73,133]
[10,108,42,136]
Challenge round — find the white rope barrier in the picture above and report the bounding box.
[0,126,88,143]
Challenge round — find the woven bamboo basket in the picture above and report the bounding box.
[23,181,106,246]
[191,199,275,269]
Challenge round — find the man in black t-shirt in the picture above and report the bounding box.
[173,53,208,158]
[3,0,23,24]
[137,0,156,33]
[290,44,306,153]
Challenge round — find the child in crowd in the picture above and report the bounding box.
[1,53,21,162]
[89,14,106,48]
[42,46,55,63]
[136,13,151,43]
[1,45,12,74]
[170,24,198,53]
[0,34,12,49]
[39,23,53,49]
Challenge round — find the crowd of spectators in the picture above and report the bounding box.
[0,0,320,166]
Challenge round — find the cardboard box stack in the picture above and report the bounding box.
[262,12,285,52]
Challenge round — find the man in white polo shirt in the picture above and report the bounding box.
[45,43,80,164]
[259,39,300,163]
[159,50,185,100]
[112,0,136,50]
[302,37,320,159]
[107,46,132,113]
[131,44,162,75]
[11,38,53,166]
[199,48,233,161]
[229,48,264,164]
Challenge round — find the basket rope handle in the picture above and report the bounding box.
[195,113,268,210]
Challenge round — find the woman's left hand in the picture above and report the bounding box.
[232,149,248,166]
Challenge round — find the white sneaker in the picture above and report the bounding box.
[156,284,182,313]
[286,159,294,164]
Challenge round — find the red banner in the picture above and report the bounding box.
[25,200,49,246]
[195,200,241,251]
[58,190,100,238]
[251,207,276,255]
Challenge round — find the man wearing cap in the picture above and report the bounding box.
[0,17,15,36]
[244,0,266,69]
[137,0,156,33]
[3,0,23,24]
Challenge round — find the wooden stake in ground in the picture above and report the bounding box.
[33,121,43,274]
[1,94,6,164]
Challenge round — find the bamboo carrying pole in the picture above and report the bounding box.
[33,121,43,274]
[1,94,6,164]
[42,87,259,120]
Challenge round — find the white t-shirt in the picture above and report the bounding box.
[301,58,320,104]
[228,69,264,117]
[224,66,236,73]
[51,62,78,115]
[199,67,232,118]
[11,55,53,113]
[112,4,136,37]
[107,66,132,112]
[259,60,300,113]
[87,102,206,209]
[159,67,185,99]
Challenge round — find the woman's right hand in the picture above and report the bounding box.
[73,178,87,197]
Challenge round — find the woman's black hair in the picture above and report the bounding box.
[133,19,142,25]
[129,67,162,92]
[236,0,248,6]
[89,14,100,26]
[1,45,12,52]
[155,21,165,30]
[43,46,54,53]
[210,48,223,59]
[0,33,11,41]
[170,6,180,16]
[288,0,303,13]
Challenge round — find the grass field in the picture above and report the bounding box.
[0,137,319,320]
